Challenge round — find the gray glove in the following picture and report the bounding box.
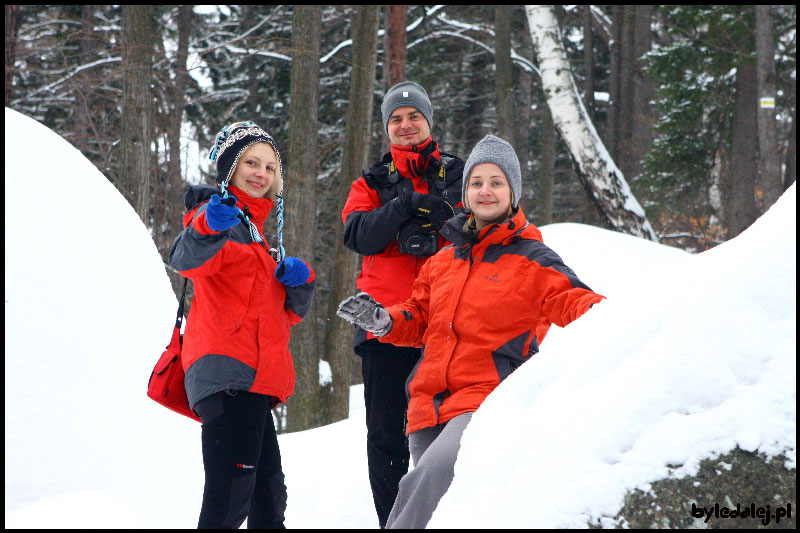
[336,292,392,337]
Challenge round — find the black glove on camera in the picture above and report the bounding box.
[397,190,455,231]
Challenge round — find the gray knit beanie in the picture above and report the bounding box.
[381,81,434,136]
[462,135,522,210]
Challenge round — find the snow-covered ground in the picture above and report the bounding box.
[5,107,795,528]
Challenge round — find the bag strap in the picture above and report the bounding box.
[175,277,188,329]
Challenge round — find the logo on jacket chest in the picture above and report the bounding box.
[484,272,502,283]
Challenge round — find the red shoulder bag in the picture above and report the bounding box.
[147,278,201,422]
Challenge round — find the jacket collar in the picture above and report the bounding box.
[440,208,542,249]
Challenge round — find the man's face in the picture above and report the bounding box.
[387,106,431,147]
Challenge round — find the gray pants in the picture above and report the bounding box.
[385,412,473,529]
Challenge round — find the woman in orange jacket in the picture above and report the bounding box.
[170,121,314,528]
[338,134,605,529]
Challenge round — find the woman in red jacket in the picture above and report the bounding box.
[169,121,314,529]
[338,135,605,529]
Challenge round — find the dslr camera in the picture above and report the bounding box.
[398,217,438,256]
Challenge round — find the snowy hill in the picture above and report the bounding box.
[5,107,795,528]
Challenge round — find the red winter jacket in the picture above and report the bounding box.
[379,209,605,433]
[169,185,314,410]
[341,136,465,348]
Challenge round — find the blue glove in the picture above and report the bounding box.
[205,194,241,231]
[275,257,310,287]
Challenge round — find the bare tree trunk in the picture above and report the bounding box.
[120,5,155,222]
[631,4,654,181]
[381,5,406,155]
[161,5,192,298]
[515,6,534,215]
[386,5,406,86]
[539,103,555,225]
[785,99,796,191]
[526,5,657,241]
[285,4,322,433]
[70,5,95,155]
[495,5,514,145]
[727,62,759,239]
[324,4,380,425]
[618,6,635,180]
[755,5,782,208]
[607,6,622,160]
[5,5,19,106]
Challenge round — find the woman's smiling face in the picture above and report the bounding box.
[230,142,277,198]
[466,163,512,230]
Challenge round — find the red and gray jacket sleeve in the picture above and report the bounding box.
[342,177,413,255]
[168,203,236,278]
[283,261,315,325]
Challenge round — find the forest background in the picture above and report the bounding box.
[5,4,796,433]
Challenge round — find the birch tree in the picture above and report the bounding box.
[526,5,657,241]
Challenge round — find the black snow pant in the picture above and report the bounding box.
[357,338,421,528]
[195,390,287,529]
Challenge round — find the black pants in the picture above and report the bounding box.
[195,390,286,529]
[357,339,421,528]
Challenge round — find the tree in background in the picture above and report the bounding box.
[640,5,795,248]
[323,4,381,428]
[526,5,657,241]
[119,5,155,222]
[284,5,322,433]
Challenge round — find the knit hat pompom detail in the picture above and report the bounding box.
[462,135,522,210]
[209,121,283,201]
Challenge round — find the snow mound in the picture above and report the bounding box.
[5,107,198,523]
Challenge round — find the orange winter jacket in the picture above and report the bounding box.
[168,185,314,410]
[379,208,605,434]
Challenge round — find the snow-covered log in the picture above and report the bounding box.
[526,5,658,241]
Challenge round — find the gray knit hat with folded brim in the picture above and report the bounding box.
[462,135,522,209]
[381,81,434,136]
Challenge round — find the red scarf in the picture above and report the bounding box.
[389,136,441,180]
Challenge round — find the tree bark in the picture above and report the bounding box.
[755,5,782,208]
[120,5,155,222]
[323,4,380,425]
[630,4,654,181]
[5,4,19,106]
[515,6,534,215]
[494,5,514,145]
[727,62,759,239]
[526,5,657,241]
[386,5,406,86]
[285,4,322,433]
[618,6,635,180]
[607,6,622,160]
[161,5,192,297]
[539,103,555,225]
[785,100,796,191]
